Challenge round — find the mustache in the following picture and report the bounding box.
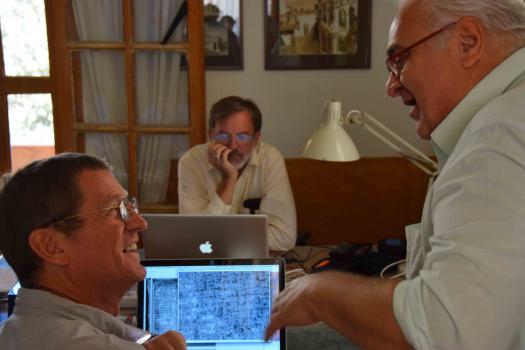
[228,149,243,158]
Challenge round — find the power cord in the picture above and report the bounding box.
[379,259,406,279]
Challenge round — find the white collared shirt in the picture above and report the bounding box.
[178,142,297,251]
[394,47,525,349]
[0,288,148,349]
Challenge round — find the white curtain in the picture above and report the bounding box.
[72,0,189,203]
[72,0,128,187]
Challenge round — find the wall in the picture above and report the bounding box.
[206,0,433,158]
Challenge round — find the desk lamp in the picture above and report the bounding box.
[302,100,439,178]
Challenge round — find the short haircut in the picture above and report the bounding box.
[0,153,109,287]
[422,0,525,47]
[208,96,262,132]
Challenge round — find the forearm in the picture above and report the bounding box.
[267,219,296,251]
[310,272,411,350]
[216,177,236,205]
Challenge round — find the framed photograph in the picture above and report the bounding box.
[264,0,371,70]
[204,0,243,70]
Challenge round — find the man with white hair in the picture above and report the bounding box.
[265,0,525,349]
[178,96,297,251]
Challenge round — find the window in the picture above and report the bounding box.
[1,0,205,211]
[0,0,54,172]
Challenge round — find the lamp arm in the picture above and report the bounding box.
[345,110,439,177]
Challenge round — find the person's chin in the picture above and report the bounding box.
[130,264,146,282]
[232,157,249,169]
[415,121,432,140]
[124,252,146,279]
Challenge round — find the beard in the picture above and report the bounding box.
[229,149,252,170]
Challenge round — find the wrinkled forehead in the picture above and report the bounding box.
[77,169,126,208]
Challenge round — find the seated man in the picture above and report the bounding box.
[0,153,185,350]
[178,96,297,251]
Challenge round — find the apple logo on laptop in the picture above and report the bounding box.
[199,241,213,254]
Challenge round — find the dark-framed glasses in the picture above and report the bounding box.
[212,132,254,144]
[50,196,139,225]
[386,21,458,78]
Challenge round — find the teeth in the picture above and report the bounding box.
[124,243,137,253]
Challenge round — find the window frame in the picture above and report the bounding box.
[0,0,206,212]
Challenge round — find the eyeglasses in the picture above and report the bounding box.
[50,197,139,225]
[386,21,458,79]
[212,132,254,144]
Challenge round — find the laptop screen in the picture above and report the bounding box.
[138,258,285,350]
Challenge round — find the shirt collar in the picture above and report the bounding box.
[431,46,525,166]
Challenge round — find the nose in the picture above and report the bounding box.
[227,136,241,149]
[386,71,402,97]
[126,210,148,232]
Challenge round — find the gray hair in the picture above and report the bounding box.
[423,0,525,46]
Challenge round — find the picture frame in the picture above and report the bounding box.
[204,0,243,70]
[264,0,372,70]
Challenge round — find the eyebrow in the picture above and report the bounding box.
[217,130,252,135]
[102,192,127,207]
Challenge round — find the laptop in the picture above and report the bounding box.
[142,214,268,259]
[137,258,286,350]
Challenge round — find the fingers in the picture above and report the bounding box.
[264,285,293,341]
[208,144,231,163]
[265,315,282,341]
[144,331,186,350]
[265,276,320,341]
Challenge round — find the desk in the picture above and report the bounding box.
[288,323,360,350]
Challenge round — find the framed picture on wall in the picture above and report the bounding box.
[264,0,371,70]
[204,0,243,70]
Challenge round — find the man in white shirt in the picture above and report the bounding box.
[265,1,525,349]
[178,96,297,251]
[0,153,186,349]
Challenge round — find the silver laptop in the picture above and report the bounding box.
[142,214,268,259]
[137,258,286,349]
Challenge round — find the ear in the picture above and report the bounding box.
[456,17,485,68]
[253,131,261,144]
[28,228,70,266]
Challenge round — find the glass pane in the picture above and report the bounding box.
[135,51,188,126]
[0,0,49,76]
[84,132,129,189]
[137,134,189,204]
[134,0,186,43]
[8,94,55,171]
[72,51,127,124]
[69,0,123,42]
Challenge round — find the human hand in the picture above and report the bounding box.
[208,143,238,179]
[264,274,321,340]
[143,331,186,350]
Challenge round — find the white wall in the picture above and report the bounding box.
[206,0,433,158]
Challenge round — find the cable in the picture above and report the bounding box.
[285,268,307,283]
[388,272,406,280]
[379,258,406,279]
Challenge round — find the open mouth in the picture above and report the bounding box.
[123,242,138,253]
[403,97,419,120]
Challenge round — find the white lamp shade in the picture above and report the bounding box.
[302,120,360,162]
